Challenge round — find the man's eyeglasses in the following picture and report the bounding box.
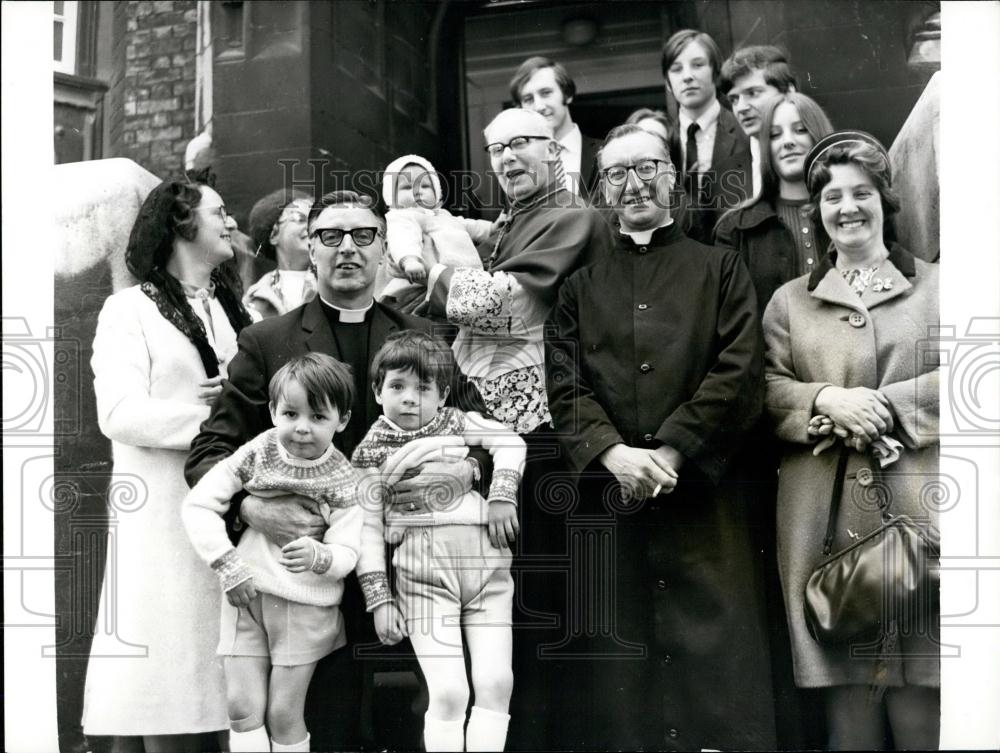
[199,205,229,221]
[601,159,672,186]
[310,227,379,247]
[484,135,550,157]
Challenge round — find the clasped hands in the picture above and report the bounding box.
[811,385,895,453]
[599,443,682,502]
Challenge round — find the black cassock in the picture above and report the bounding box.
[544,220,777,751]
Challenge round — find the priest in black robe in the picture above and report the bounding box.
[545,124,777,750]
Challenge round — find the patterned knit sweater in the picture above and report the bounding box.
[352,407,525,610]
[182,428,363,607]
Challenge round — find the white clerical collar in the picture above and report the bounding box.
[619,218,675,245]
[319,295,374,323]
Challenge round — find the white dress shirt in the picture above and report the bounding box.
[557,123,583,194]
[678,98,721,174]
[750,137,762,197]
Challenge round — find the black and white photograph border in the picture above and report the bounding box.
[3,1,999,751]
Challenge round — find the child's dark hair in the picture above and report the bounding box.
[269,353,354,415]
[369,330,454,393]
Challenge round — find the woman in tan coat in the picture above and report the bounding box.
[763,131,939,749]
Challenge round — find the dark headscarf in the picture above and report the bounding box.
[126,179,253,377]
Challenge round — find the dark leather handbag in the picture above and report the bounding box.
[804,447,940,645]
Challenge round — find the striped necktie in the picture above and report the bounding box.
[552,141,570,192]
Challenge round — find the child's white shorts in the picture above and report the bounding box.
[393,524,513,627]
[218,592,344,666]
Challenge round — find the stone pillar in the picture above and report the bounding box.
[211,0,455,224]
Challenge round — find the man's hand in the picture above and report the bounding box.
[374,603,407,646]
[488,501,519,549]
[599,444,676,502]
[386,458,474,514]
[197,375,225,405]
[650,445,683,494]
[241,493,326,547]
[491,211,509,232]
[226,578,257,608]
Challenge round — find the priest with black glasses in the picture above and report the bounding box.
[185,190,490,751]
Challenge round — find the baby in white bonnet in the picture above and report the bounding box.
[379,154,499,313]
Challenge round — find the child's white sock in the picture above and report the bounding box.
[270,732,310,752]
[229,715,270,752]
[465,705,510,752]
[424,713,466,752]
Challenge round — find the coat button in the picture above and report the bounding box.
[644,433,654,442]
[663,654,673,665]
[639,246,648,254]
[640,363,652,373]
[656,579,667,591]
[848,312,866,328]
[806,257,813,264]
[668,728,679,739]
[856,467,874,487]
[638,303,648,311]
[801,227,810,234]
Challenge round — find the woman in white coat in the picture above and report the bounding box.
[83,179,253,752]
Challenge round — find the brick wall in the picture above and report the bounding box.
[117,0,198,178]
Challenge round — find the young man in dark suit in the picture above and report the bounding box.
[510,56,602,201]
[185,190,490,751]
[662,29,751,243]
[719,45,798,197]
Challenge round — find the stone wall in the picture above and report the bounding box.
[116,0,198,178]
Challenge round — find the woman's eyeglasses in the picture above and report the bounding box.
[199,205,229,221]
[601,159,672,186]
[310,227,379,247]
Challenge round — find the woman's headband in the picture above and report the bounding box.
[803,129,888,187]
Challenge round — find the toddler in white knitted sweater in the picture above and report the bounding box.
[182,353,362,753]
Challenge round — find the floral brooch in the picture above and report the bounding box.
[872,277,894,293]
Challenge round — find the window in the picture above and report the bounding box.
[54,0,78,75]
